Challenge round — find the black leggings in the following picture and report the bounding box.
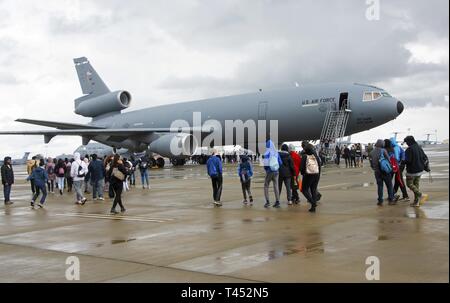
[111,182,125,211]
[301,174,320,206]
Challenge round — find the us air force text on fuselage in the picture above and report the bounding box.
[180,286,269,301]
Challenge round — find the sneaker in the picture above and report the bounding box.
[287,201,293,206]
[419,194,429,205]
[273,202,281,208]
[120,208,126,213]
[38,202,44,209]
[309,206,316,213]
[110,210,119,215]
[59,190,63,195]
[410,201,420,207]
[377,201,383,206]
[399,197,410,202]
[98,197,104,201]
[93,197,98,201]
[81,198,87,205]
[242,200,248,205]
[30,202,35,209]
[4,201,13,205]
[249,197,254,203]
[264,201,270,208]
[394,194,400,202]
[214,201,222,207]
[316,193,322,202]
[75,201,82,205]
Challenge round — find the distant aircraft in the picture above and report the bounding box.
[0,152,30,166]
[0,57,404,167]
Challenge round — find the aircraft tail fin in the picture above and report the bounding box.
[73,57,110,97]
[22,152,30,160]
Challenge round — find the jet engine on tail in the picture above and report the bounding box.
[75,90,131,117]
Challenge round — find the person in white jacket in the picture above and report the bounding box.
[71,152,89,205]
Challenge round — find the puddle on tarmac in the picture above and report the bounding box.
[242,217,272,223]
[405,203,449,220]
[340,182,375,190]
[111,238,137,245]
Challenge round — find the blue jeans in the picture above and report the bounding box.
[91,179,104,199]
[32,183,47,204]
[140,169,149,187]
[3,184,11,202]
[374,171,394,203]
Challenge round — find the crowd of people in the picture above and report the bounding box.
[206,140,322,212]
[1,152,153,214]
[1,135,431,214]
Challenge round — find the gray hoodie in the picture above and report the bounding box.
[370,139,390,174]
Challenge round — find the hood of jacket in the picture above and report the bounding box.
[74,153,81,162]
[375,139,385,148]
[404,136,417,147]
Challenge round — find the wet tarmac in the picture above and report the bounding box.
[0,145,448,282]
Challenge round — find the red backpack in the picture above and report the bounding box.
[389,155,399,173]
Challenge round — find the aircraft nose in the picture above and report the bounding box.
[397,101,404,115]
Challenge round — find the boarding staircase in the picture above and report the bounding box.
[319,109,351,161]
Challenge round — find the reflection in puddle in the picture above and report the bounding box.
[405,203,449,220]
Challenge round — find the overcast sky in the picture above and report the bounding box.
[0,0,448,159]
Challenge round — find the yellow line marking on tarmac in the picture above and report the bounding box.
[55,213,175,223]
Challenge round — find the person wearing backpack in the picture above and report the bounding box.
[289,144,301,204]
[65,159,73,192]
[27,159,48,209]
[88,154,106,201]
[206,150,223,206]
[45,157,56,194]
[300,145,321,212]
[107,154,128,214]
[70,152,88,205]
[238,155,253,205]
[403,136,429,207]
[390,138,409,202]
[138,157,150,189]
[384,139,401,205]
[55,158,66,195]
[263,139,282,208]
[370,139,395,206]
[278,144,295,205]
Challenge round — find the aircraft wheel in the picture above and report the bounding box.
[156,157,165,168]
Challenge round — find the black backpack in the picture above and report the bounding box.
[77,164,85,178]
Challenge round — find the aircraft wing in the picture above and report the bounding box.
[0,127,211,143]
[15,118,103,129]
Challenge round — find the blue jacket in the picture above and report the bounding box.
[28,166,48,187]
[88,159,105,182]
[390,137,405,163]
[238,157,253,180]
[206,155,223,177]
[263,140,282,172]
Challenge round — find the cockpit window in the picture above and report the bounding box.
[372,92,382,100]
[363,92,373,101]
[363,91,384,102]
[381,91,391,97]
